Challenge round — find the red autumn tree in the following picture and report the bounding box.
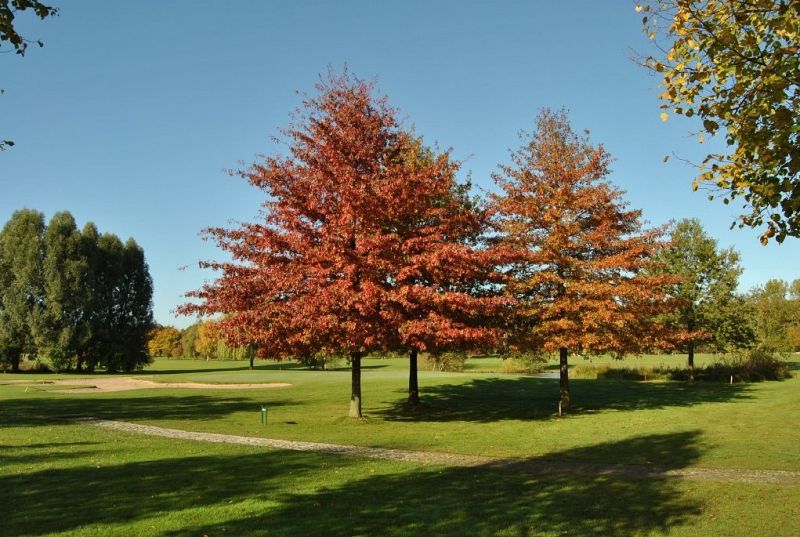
[181,71,509,416]
[386,141,511,405]
[491,109,677,413]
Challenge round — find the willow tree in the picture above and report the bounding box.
[492,109,677,412]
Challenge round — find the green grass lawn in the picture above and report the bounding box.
[2,356,799,536]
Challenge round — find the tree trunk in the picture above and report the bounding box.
[688,342,695,381]
[76,356,84,372]
[559,347,570,413]
[349,351,363,418]
[249,355,254,370]
[10,350,20,373]
[408,348,420,405]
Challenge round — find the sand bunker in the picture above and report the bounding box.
[44,377,290,393]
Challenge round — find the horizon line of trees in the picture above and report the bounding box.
[179,71,799,418]
[147,320,257,365]
[0,209,154,372]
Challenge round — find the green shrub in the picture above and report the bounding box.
[19,356,52,373]
[597,367,673,381]
[567,349,789,383]
[671,348,790,382]
[499,353,547,374]
[297,354,341,371]
[421,352,466,372]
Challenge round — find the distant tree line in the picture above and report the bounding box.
[147,320,257,366]
[0,209,153,372]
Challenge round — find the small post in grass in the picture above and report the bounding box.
[730,375,733,385]
[558,400,562,417]
[260,405,268,425]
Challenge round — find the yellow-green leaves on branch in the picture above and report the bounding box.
[638,0,800,243]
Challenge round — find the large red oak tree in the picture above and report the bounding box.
[182,71,509,416]
[491,109,677,412]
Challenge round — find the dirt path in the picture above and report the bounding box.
[44,377,290,393]
[82,418,800,484]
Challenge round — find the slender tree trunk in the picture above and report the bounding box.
[249,355,254,370]
[349,351,363,418]
[408,348,420,406]
[559,347,570,413]
[688,342,695,381]
[76,355,84,372]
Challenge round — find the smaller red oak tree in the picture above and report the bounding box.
[385,141,511,405]
[492,109,677,412]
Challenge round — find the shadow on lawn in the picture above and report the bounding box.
[0,431,704,537]
[379,376,752,423]
[0,394,295,427]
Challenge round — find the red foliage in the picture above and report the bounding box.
[180,70,509,414]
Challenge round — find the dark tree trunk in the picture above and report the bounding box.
[559,347,570,413]
[688,341,695,381]
[9,350,20,372]
[76,356,84,372]
[408,348,420,405]
[249,355,254,370]
[349,351,362,418]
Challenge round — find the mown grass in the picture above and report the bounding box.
[2,357,799,536]
[1,418,799,536]
[2,356,799,470]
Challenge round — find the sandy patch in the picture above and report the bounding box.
[45,377,290,393]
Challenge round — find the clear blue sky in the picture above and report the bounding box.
[1,1,797,328]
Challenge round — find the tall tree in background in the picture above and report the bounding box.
[1,0,59,150]
[650,219,754,367]
[194,320,219,359]
[147,325,182,358]
[180,322,200,358]
[492,109,676,412]
[638,0,800,243]
[748,279,800,352]
[0,209,45,371]
[0,211,153,372]
[38,211,88,370]
[101,236,153,372]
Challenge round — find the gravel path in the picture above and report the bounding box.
[82,418,800,484]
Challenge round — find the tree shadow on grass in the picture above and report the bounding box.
[1,430,705,537]
[379,377,752,423]
[0,394,296,427]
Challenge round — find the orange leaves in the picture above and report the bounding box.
[492,109,677,355]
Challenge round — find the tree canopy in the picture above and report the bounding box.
[650,218,754,365]
[0,209,153,372]
[639,0,800,243]
[491,109,677,412]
